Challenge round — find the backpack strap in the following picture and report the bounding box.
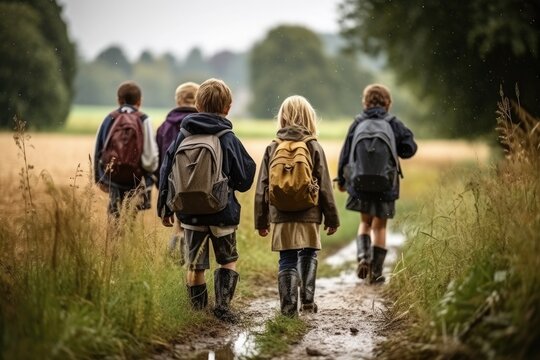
[180,128,192,137]
[216,129,233,138]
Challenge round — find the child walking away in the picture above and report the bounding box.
[337,84,417,284]
[255,95,339,317]
[155,82,199,262]
[157,78,256,323]
[94,81,159,218]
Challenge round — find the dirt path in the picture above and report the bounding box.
[155,233,403,360]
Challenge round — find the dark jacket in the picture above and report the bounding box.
[337,107,417,201]
[254,126,340,230]
[155,106,197,184]
[157,112,256,226]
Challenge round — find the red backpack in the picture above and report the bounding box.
[100,110,144,186]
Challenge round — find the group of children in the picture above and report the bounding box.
[94,79,417,322]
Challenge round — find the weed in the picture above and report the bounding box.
[379,92,539,359]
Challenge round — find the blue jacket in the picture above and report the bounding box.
[157,112,256,226]
[337,107,417,201]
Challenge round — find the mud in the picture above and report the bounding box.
[155,233,404,360]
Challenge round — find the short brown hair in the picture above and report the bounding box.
[195,78,232,114]
[362,84,392,110]
[175,82,199,106]
[117,81,141,105]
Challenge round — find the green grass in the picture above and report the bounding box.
[0,121,357,359]
[64,105,352,139]
[379,103,540,359]
[253,315,307,359]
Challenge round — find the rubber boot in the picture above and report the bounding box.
[187,283,208,310]
[298,256,318,313]
[213,268,239,323]
[370,246,387,284]
[278,268,299,317]
[356,234,372,279]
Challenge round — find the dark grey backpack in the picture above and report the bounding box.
[345,115,402,193]
[167,128,231,214]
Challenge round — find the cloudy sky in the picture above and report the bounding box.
[58,0,343,60]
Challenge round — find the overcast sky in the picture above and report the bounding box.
[58,0,343,60]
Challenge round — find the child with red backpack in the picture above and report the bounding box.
[254,95,340,317]
[155,82,199,260]
[94,81,159,218]
[337,84,417,284]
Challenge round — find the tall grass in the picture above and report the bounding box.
[0,116,366,359]
[380,93,540,359]
[0,120,213,359]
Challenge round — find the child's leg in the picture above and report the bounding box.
[278,250,300,317]
[211,232,240,323]
[356,213,373,279]
[184,229,210,309]
[371,217,387,248]
[370,216,388,284]
[298,248,318,313]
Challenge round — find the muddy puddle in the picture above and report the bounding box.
[158,233,404,360]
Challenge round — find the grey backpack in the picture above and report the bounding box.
[167,128,231,214]
[345,115,402,193]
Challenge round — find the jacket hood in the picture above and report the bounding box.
[276,126,314,141]
[182,112,233,134]
[359,106,390,120]
[165,107,197,124]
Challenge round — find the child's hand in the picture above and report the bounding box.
[325,226,338,235]
[162,215,174,227]
[258,228,269,237]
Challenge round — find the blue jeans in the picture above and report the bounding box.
[279,248,317,272]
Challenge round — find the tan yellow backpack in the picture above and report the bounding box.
[268,137,319,212]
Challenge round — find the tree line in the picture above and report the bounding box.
[1,0,538,137]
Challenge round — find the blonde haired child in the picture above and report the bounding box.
[337,84,417,283]
[255,95,339,317]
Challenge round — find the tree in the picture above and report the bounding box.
[339,0,540,137]
[95,45,132,75]
[250,25,337,118]
[0,2,70,128]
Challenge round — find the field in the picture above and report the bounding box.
[0,107,493,359]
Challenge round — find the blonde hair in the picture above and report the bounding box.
[362,84,392,110]
[195,78,232,114]
[277,95,317,135]
[175,82,199,106]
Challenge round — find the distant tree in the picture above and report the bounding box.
[339,0,540,137]
[0,2,71,128]
[95,45,132,75]
[73,61,126,106]
[208,51,248,90]
[138,50,154,64]
[250,25,337,118]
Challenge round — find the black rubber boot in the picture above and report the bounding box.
[278,268,299,317]
[213,268,239,323]
[298,256,318,313]
[356,234,372,279]
[187,283,208,310]
[370,246,387,284]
